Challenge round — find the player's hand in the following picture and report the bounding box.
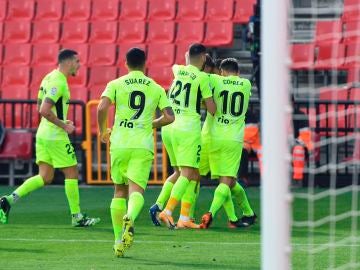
[99,128,111,143]
[64,122,75,134]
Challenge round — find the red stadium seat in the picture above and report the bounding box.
[1,87,30,99]
[120,0,147,20]
[118,66,128,76]
[148,0,176,21]
[147,66,173,89]
[203,21,233,46]
[32,21,60,43]
[205,0,234,21]
[3,21,31,43]
[319,87,348,100]
[0,0,7,21]
[342,0,360,22]
[7,0,34,21]
[32,44,60,66]
[63,0,91,21]
[344,42,360,68]
[147,44,175,67]
[88,44,116,66]
[60,43,88,64]
[347,66,360,83]
[0,45,3,65]
[0,22,2,42]
[2,66,30,89]
[61,21,89,44]
[343,20,360,43]
[3,44,32,66]
[69,87,88,102]
[67,67,88,87]
[117,43,146,66]
[291,43,315,70]
[176,0,205,21]
[117,21,146,44]
[35,0,63,21]
[0,130,33,161]
[314,20,342,45]
[314,43,345,70]
[176,22,204,44]
[147,21,175,44]
[88,66,117,88]
[30,66,57,94]
[66,104,85,135]
[92,0,119,21]
[175,43,190,65]
[233,0,256,23]
[89,21,118,44]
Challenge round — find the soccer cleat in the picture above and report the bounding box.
[113,241,126,257]
[176,219,200,229]
[71,213,100,227]
[121,215,134,249]
[149,204,161,226]
[199,212,213,229]
[158,211,176,229]
[228,214,257,228]
[0,197,11,224]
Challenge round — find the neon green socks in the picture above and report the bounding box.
[7,175,45,205]
[127,192,144,222]
[180,180,197,220]
[231,182,254,216]
[223,194,238,222]
[110,198,127,241]
[155,181,174,209]
[64,179,81,214]
[189,182,200,219]
[209,183,231,217]
[169,175,189,201]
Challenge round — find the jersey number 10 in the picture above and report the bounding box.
[219,90,244,117]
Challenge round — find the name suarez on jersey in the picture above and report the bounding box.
[124,78,151,86]
[177,70,197,80]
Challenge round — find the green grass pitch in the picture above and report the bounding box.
[0,186,359,269]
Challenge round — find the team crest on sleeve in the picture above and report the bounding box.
[50,87,57,96]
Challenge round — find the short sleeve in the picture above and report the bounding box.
[243,79,252,96]
[199,74,212,99]
[172,64,179,76]
[157,86,171,110]
[44,81,63,103]
[37,86,44,100]
[101,81,116,103]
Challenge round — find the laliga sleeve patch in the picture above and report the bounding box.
[50,87,58,96]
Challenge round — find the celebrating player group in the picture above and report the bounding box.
[0,43,256,258]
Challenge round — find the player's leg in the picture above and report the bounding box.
[189,181,200,222]
[0,139,53,224]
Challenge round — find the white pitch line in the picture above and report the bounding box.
[0,238,359,248]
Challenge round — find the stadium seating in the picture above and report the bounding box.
[3,44,32,66]
[32,44,60,66]
[117,21,146,44]
[347,66,360,83]
[176,0,205,21]
[147,66,173,89]
[291,43,315,70]
[148,0,176,21]
[0,45,3,65]
[120,0,147,21]
[0,22,3,42]
[314,43,346,70]
[203,21,233,46]
[88,66,117,88]
[61,21,89,43]
[344,42,360,68]
[117,43,146,66]
[342,0,360,22]
[35,0,63,21]
[0,0,6,21]
[147,21,175,44]
[2,66,30,89]
[205,0,234,21]
[176,22,204,44]
[3,21,31,43]
[314,20,343,45]
[147,44,175,67]
[88,44,116,66]
[30,65,57,93]
[91,0,119,21]
[6,0,34,21]
[175,43,190,65]
[67,67,88,87]
[343,20,360,43]
[60,43,88,64]
[89,21,118,43]
[32,21,60,43]
[233,0,256,23]
[63,0,91,21]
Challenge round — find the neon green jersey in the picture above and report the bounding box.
[201,74,217,140]
[208,74,251,142]
[36,69,70,141]
[101,70,170,152]
[169,64,212,131]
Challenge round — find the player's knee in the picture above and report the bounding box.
[62,166,79,179]
[114,184,128,198]
[41,173,54,185]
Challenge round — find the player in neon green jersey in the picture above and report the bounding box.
[0,49,100,227]
[199,58,256,229]
[158,44,216,229]
[97,48,175,257]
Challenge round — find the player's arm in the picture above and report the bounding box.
[152,107,175,129]
[39,98,75,134]
[97,97,112,143]
[200,75,217,116]
[203,97,216,116]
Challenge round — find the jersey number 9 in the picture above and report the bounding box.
[129,91,146,120]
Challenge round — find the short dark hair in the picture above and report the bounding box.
[214,59,223,70]
[220,58,239,73]
[58,49,78,63]
[126,47,146,69]
[189,43,206,57]
[204,54,215,69]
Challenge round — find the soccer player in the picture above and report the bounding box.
[199,58,257,229]
[97,48,174,257]
[149,54,216,226]
[0,49,100,227]
[158,43,216,229]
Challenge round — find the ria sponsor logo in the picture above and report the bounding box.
[119,119,134,129]
[217,115,230,124]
